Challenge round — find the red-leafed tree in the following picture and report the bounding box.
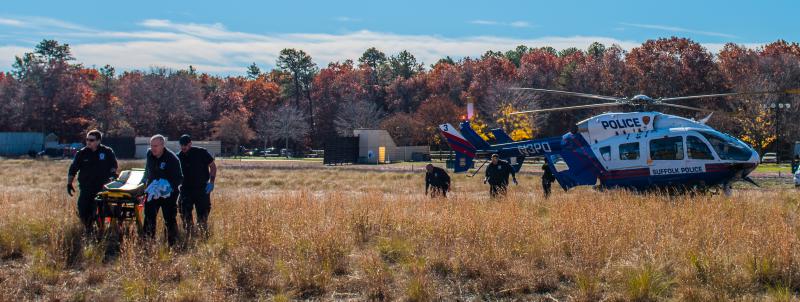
[381,113,424,146]
[212,108,255,155]
[244,76,282,114]
[515,48,562,89]
[0,73,23,131]
[427,62,465,104]
[463,55,516,109]
[385,74,429,113]
[414,96,463,146]
[625,37,723,100]
[311,60,366,143]
[116,68,205,139]
[204,77,247,124]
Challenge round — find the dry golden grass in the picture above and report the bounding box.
[0,158,799,301]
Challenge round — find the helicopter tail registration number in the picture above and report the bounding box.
[517,142,552,156]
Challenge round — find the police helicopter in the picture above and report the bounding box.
[438,88,798,194]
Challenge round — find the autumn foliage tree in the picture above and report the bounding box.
[414,96,462,145]
[11,40,94,139]
[212,110,255,155]
[3,38,800,156]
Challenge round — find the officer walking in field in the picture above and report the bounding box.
[177,134,217,239]
[67,130,118,235]
[541,163,556,198]
[425,163,450,198]
[484,154,517,198]
[143,135,183,245]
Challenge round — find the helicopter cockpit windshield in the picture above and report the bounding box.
[698,130,753,161]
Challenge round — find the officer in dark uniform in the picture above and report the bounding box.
[484,154,517,198]
[541,163,556,198]
[425,163,450,198]
[143,135,183,245]
[67,130,118,235]
[177,134,217,238]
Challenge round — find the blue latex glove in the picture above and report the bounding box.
[205,182,214,194]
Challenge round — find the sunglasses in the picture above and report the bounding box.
[86,138,97,142]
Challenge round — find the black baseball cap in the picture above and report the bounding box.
[178,134,192,146]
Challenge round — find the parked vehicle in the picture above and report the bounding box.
[761,152,778,163]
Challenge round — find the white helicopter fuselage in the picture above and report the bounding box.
[563,112,759,190]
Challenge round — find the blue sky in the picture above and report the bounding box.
[1,0,797,74]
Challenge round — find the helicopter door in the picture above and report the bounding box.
[648,136,687,185]
[685,135,715,184]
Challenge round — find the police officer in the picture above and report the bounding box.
[67,130,118,235]
[541,163,556,198]
[425,163,450,198]
[143,135,183,245]
[177,134,217,238]
[484,154,517,198]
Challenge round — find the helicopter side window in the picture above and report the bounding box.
[687,136,714,160]
[619,142,640,160]
[699,131,753,161]
[649,136,684,160]
[599,146,611,161]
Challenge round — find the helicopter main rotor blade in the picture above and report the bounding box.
[511,102,622,115]
[656,102,715,112]
[660,89,800,102]
[510,87,621,102]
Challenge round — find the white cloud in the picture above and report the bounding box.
[334,16,361,22]
[0,17,25,27]
[470,20,498,25]
[0,45,30,69]
[509,21,531,28]
[620,22,738,39]
[0,16,93,32]
[470,20,533,28]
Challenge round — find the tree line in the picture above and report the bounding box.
[1,37,799,155]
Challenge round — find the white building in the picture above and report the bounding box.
[134,137,222,159]
[352,129,429,164]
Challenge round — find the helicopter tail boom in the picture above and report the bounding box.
[438,123,477,173]
[458,121,492,150]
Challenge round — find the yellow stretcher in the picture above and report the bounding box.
[95,169,146,233]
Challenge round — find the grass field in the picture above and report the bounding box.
[1,159,799,301]
[755,163,795,174]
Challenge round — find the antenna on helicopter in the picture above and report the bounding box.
[697,112,713,124]
[508,88,799,115]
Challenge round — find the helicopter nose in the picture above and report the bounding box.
[749,152,760,166]
[740,151,760,177]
